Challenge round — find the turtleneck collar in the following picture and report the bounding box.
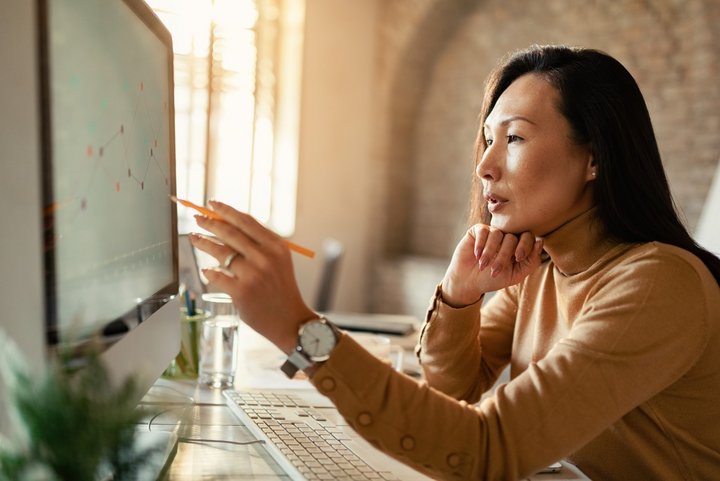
[541,208,618,276]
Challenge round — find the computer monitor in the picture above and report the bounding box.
[0,0,180,435]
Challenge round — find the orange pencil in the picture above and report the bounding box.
[171,195,223,220]
[171,196,316,258]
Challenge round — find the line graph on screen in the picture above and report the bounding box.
[46,81,170,226]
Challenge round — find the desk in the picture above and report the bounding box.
[139,379,291,480]
[141,323,590,480]
[139,321,313,479]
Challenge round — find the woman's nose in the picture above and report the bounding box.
[476,146,500,181]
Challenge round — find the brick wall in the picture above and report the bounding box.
[368,0,720,317]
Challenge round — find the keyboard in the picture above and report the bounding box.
[223,389,433,481]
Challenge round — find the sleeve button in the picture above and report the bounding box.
[357,412,373,426]
[447,453,461,468]
[400,435,415,451]
[319,377,336,392]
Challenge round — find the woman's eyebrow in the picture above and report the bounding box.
[484,115,537,130]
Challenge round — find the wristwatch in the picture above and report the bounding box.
[281,316,340,378]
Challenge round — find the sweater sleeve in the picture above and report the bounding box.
[418,284,519,403]
[310,249,710,480]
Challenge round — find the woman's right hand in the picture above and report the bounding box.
[440,225,544,307]
[189,201,316,355]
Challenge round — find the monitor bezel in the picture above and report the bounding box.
[37,0,179,348]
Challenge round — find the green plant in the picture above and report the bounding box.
[0,332,159,481]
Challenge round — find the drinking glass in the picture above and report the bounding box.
[198,293,240,388]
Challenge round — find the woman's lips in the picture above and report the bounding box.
[485,192,509,214]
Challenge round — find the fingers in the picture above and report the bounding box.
[471,226,490,259]
[194,214,256,258]
[208,200,279,246]
[514,232,536,262]
[477,227,503,271]
[193,201,287,264]
[474,226,514,276]
[472,225,539,278]
[189,233,229,259]
[202,266,239,293]
[491,234,519,277]
[527,237,545,267]
[190,233,242,271]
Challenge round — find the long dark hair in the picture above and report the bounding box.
[470,44,720,285]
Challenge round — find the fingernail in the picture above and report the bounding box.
[515,248,525,261]
[490,266,500,277]
[479,258,489,270]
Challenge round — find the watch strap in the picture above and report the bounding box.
[281,349,314,378]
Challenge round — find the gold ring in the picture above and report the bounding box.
[222,251,239,269]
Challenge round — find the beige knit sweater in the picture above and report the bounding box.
[312,210,720,480]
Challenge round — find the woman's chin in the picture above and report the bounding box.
[490,218,536,236]
[490,215,521,233]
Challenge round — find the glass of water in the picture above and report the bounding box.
[198,292,240,388]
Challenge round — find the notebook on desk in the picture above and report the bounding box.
[322,311,420,337]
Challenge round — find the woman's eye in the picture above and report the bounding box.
[507,134,522,143]
[485,138,494,146]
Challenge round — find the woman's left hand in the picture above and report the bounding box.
[189,200,316,354]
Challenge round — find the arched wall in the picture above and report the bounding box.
[369,0,720,317]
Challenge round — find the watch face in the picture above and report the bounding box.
[299,320,336,361]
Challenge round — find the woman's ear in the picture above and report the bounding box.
[585,152,597,182]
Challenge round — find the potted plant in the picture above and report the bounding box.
[0,331,160,481]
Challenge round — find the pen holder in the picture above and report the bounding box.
[162,307,209,379]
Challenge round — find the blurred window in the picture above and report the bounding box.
[148,0,304,236]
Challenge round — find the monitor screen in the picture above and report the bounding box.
[43,0,178,344]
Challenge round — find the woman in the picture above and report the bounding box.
[190,45,720,480]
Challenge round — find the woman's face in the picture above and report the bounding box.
[478,73,595,236]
